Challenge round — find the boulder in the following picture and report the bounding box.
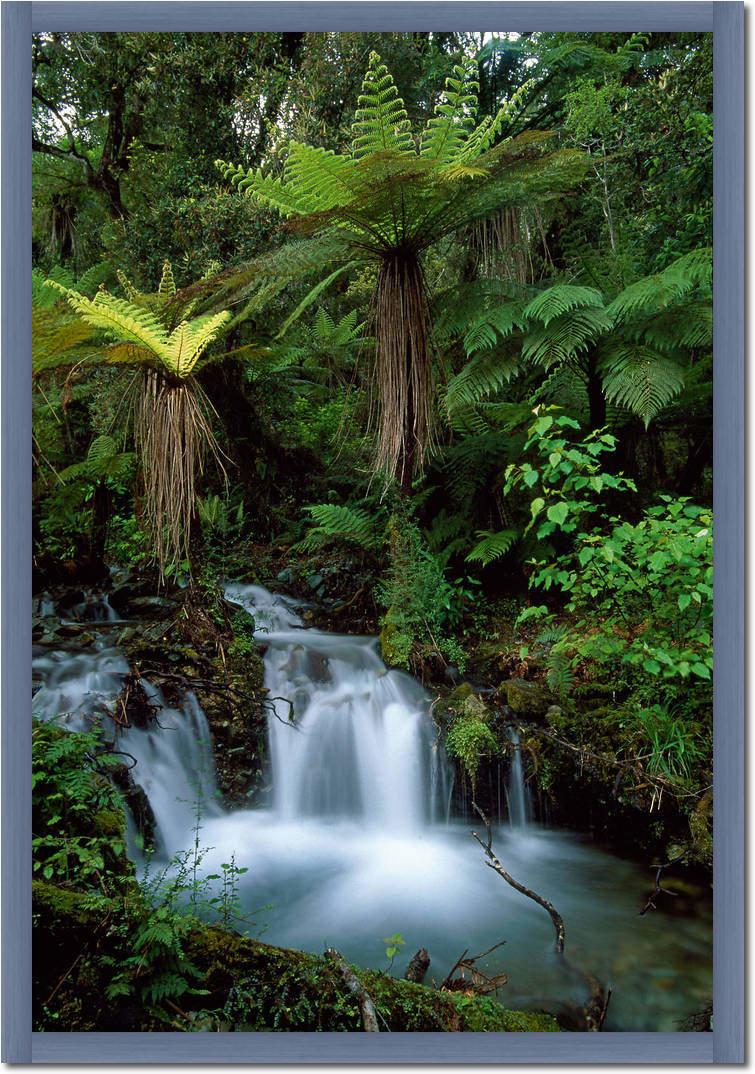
[502,678,553,719]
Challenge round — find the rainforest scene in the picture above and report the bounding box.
[31,30,713,1034]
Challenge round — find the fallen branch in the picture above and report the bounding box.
[639,850,687,915]
[441,939,508,995]
[471,802,565,953]
[324,948,380,1032]
[470,804,613,1030]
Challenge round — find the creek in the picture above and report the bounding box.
[32,584,712,1031]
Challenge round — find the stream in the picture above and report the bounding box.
[32,584,712,1031]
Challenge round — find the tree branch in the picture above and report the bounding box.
[471,801,565,953]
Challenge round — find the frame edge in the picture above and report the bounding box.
[712,0,745,1066]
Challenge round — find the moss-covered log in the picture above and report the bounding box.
[32,880,558,1033]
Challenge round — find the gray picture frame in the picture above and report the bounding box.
[2,2,743,1063]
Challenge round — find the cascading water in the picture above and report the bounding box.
[504,726,531,828]
[32,641,220,856]
[32,584,713,1030]
[224,583,451,830]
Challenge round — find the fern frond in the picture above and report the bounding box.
[463,302,527,355]
[599,344,686,427]
[48,283,169,356]
[164,310,232,377]
[522,307,611,368]
[421,57,479,164]
[32,305,97,375]
[216,158,321,218]
[607,248,711,323]
[446,349,520,412]
[466,529,518,566]
[352,52,414,159]
[297,504,382,553]
[523,284,604,326]
[158,260,176,297]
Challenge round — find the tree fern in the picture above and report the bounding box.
[216,51,587,486]
[523,284,604,326]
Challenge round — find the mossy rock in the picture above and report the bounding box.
[502,678,553,719]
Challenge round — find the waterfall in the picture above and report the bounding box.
[32,642,220,856]
[504,726,531,828]
[31,583,714,1029]
[224,583,450,830]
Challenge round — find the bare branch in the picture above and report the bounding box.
[471,801,565,953]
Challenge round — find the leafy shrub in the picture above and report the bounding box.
[32,722,127,887]
[377,513,465,672]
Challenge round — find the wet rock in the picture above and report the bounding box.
[501,678,553,719]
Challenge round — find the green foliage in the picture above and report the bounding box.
[298,503,384,554]
[445,708,499,788]
[378,513,465,671]
[382,932,406,966]
[46,270,232,380]
[32,722,127,887]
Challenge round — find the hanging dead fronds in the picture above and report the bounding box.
[135,371,226,580]
[467,206,551,284]
[372,250,434,491]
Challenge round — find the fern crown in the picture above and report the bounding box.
[217,52,585,255]
[43,262,232,380]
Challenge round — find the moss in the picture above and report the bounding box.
[92,808,126,838]
[33,881,558,1033]
[379,617,412,669]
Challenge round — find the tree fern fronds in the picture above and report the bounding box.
[275,263,356,339]
[522,306,612,368]
[466,528,518,566]
[47,282,170,358]
[297,503,383,553]
[32,305,97,376]
[158,260,176,297]
[531,364,589,418]
[446,349,520,412]
[458,79,536,162]
[116,269,141,301]
[523,284,604,326]
[165,311,232,378]
[216,158,321,218]
[352,52,413,158]
[421,57,479,164]
[463,301,528,355]
[283,142,360,212]
[639,303,712,352]
[58,435,134,484]
[599,344,686,427]
[606,248,711,323]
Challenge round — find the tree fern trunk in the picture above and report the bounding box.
[587,354,606,429]
[373,250,433,489]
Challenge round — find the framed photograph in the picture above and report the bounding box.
[2,1,743,1064]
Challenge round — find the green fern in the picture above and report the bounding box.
[466,528,518,566]
[523,284,604,326]
[297,504,383,553]
[47,281,231,379]
[353,51,414,158]
[599,344,686,427]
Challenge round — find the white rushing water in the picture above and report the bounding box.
[32,584,712,1030]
